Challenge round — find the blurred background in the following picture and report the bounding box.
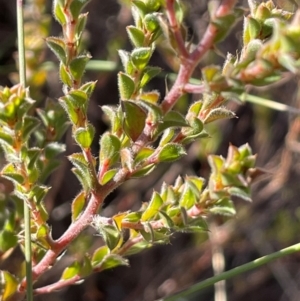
[1,0,300,300]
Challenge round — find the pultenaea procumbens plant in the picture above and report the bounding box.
[0,0,299,300]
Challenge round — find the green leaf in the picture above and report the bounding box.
[53,0,67,25]
[204,107,236,124]
[126,26,145,47]
[144,13,161,33]
[140,66,161,87]
[76,13,88,37]
[118,72,135,100]
[92,245,109,267]
[159,128,175,147]
[2,271,18,301]
[1,163,24,185]
[26,147,42,170]
[22,116,40,141]
[124,211,143,223]
[135,147,155,164]
[100,254,129,271]
[209,198,236,216]
[122,239,151,256]
[74,124,95,149]
[141,192,163,221]
[157,111,189,134]
[157,143,186,162]
[72,191,86,221]
[29,185,49,205]
[118,50,134,75]
[131,164,156,178]
[100,169,118,185]
[44,142,66,159]
[100,224,121,251]
[69,0,91,19]
[208,155,225,174]
[179,182,197,210]
[80,81,97,98]
[59,62,73,87]
[0,131,13,147]
[131,47,153,70]
[228,186,252,202]
[186,217,208,232]
[99,132,121,165]
[46,36,67,64]
[122,100,147,141]
[61,261,80,280]
[70,54,91,81]
[69,153,92,191]
[101,105,122,134]
[79,255,93,277]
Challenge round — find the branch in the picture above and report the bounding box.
[161,0,238,113]
[165,0,189,59]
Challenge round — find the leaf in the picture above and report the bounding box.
[131,47,153,70]
[100,224,122,251]
[118,72,135,100]
[140,66,161,87]
[122,100,147,141]
[126,25,145,47]
[144,13,161,33]
[157,111,189,134]
[179,182,198,210]
[209,198,236,216]
[158,143,186,162]
[123,239,151,256]
[100,169,118,185]
[204,107,236,124]
[100,254,129,271]
[92,246,110,267]
[118,50,134,75]
[59,62,72,86]
[53,0,67,25]
[46,36,66,64]
[80,81,97,98]
[131,164,156,178]
[22,116,41,141]
[79,255,93,278]
[228,186,252,202]
[29,185,50,205]
[74,124,95,149]
[1,163,24,185]
[70,54,91,81]
[135,147,155,164]
[44,142,66,159]
[61,261,81,280]
[69,0,91,19]
[141,192,163,221]
[72,191,86,221]
[0,132,13,147]
[2,271,18,301]
[99,132,121,165]
[208,155,225,174]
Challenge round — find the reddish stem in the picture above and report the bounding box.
[161,0,238,113]
[165,0,189,59]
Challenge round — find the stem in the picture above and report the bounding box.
[165,0,189,59]
[161,242,300,301]
[161,0,238,113]
[17,0,33,301]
